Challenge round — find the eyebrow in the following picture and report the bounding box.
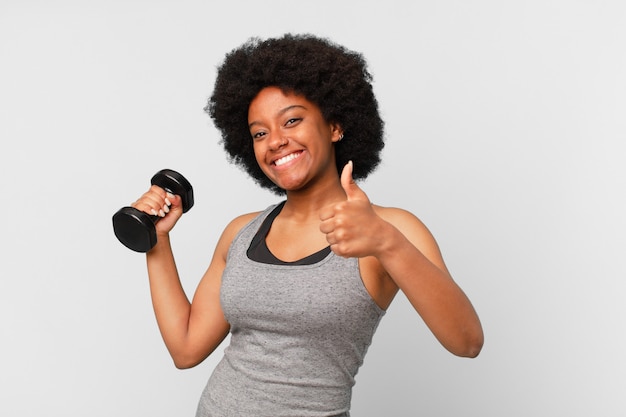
[248,104,308,129]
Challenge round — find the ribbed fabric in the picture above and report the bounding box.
[196,203,385,417]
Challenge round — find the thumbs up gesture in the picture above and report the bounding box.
[319,161,385,258]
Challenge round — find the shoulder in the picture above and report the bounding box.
[220,211,262,244]
[210,211,261,261]
[372,205,443,256]
[218,202,282,249]
[201,211,263,282]
[373,205,428,233]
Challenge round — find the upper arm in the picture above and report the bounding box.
[185,212,259,364]
[374,206,484,357]
[378,206,451,276]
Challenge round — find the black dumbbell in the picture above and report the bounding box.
[112,169,194,253]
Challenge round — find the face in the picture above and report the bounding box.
[248,86,343,192]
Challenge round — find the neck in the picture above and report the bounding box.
[281,181,346,222]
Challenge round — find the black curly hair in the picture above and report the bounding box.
[206,33,385,195]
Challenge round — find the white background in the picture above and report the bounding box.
[1,1,625,416]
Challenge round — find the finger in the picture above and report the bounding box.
[319,218,335,235]
[340,161,368,202]
[324,231,337,246]
[132,187,177,217]
[318,204,336,222]
[164,192,182,209]
[340,160,354,193]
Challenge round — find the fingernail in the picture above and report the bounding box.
[164,197,172,207]
[163,204,170,213]
[159,209,165,217]
[166,192,175,199]
[151,209,158,216]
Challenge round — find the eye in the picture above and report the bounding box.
[285,117,302,127]
[251,131,266,140]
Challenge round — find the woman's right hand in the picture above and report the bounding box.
[131,185,184,235]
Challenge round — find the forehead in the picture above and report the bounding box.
[248,86,317,118]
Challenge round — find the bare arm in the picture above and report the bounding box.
[320,162,483,357]
[133,185,254,368]
[375,208,484,357]
[145,231,230,369]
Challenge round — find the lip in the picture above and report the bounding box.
[271,150,304,168]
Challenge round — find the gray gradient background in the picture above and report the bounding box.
[1,1,625,416]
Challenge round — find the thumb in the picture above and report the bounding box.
[340,161,367,201]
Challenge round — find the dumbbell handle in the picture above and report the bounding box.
[149,169,194,214]
[112,169,194,253]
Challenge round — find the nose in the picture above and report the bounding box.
[268,134,287,151]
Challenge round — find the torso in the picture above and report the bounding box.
[260,202,398,310]
[201,204,387,416]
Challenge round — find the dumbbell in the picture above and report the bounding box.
[112,169,194,253]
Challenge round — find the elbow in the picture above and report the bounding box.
[173,359,196,370]
[173,356,202,370]
[443,326,484,358]
[449,339,483,359]
[171,350,206,370]
[456,330,484,358]
[460,339,483,358]
[168,335,225,369]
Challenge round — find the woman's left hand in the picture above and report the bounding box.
[319,161,389,258]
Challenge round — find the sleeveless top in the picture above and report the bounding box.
[247,201,331,265]
[196,202,385,417]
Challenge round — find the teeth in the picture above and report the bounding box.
[275,152,300,166]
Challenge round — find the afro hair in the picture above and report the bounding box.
[206,33,385,195]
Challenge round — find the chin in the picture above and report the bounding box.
[273,176,308,192]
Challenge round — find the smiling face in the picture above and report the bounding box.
[248,86,343,193]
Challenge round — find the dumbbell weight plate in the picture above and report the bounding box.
[112,207,159,253]
[150,169,194,213]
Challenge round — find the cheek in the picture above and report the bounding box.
[253,143,273,177]
[252,142,264,164]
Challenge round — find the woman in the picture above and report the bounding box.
[132,33,483,417]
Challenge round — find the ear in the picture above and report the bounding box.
[330,123,344,143]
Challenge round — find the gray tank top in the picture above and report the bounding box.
[196,203,385,417]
